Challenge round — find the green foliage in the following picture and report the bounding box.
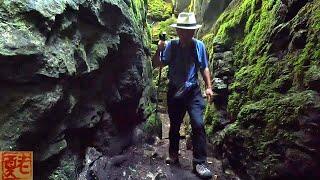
[151,17,177,42]
[148,0,173,21]
[143,102,161,136]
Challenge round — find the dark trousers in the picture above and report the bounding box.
[167,85,207,164]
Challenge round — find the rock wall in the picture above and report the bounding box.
[0,0,153,179]
[197,0,233,37]
[203,0,320,179]
[173,0,191,14]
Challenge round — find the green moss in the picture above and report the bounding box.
[211,0,253,45]
[237,90,319,143]
[204,0,280,65]
[225,4,320,114]
[202,33,215,59]
[292,38,320,89]
[147,0,173,21]
[222,91,320,177]
[204,104,221,137]
[237,0,280,66]
[304,64,320,88]
[203,0,320,177]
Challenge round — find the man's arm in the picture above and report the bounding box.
[201,67,214,102]
[151,40,166,68]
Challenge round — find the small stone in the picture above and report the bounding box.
[224,169,235,176]
[129,166,136,172]
[110,155,127,167]
[154,172,167,180]
[152,151,159,158]
[153,136,161,145]
[213,175,218,180]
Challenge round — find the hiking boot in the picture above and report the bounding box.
[165,154,179,164]
[192,163,213,179]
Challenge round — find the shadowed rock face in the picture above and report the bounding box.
[197,0,233,37]
[0,0,152,179]
[173,0,191,14]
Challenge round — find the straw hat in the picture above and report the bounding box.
[170,12,202,29]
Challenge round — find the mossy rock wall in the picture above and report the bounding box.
[0,0,152,179]
[203,0,320,178]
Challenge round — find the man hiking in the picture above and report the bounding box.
[152,12,214,179]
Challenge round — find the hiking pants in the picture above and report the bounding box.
[167,84,207,164]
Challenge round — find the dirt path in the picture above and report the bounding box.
[79,104,240,180]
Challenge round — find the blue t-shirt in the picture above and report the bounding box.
[160,38,209,88]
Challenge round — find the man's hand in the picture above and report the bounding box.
[158,40,165,51]
[205,88,215,103]
[152,40,166,68]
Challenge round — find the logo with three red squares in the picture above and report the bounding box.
[0,151,33,180]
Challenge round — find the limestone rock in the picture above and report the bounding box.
[0,0,152,179]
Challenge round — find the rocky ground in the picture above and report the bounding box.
[78,104,240,180]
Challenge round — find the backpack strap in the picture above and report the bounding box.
[170,39,179,64]
[191,39,200,70]
[170,39,200,69]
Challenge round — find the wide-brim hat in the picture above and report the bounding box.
[170,12,202,29]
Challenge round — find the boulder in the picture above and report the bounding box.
[0,0,153,179]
